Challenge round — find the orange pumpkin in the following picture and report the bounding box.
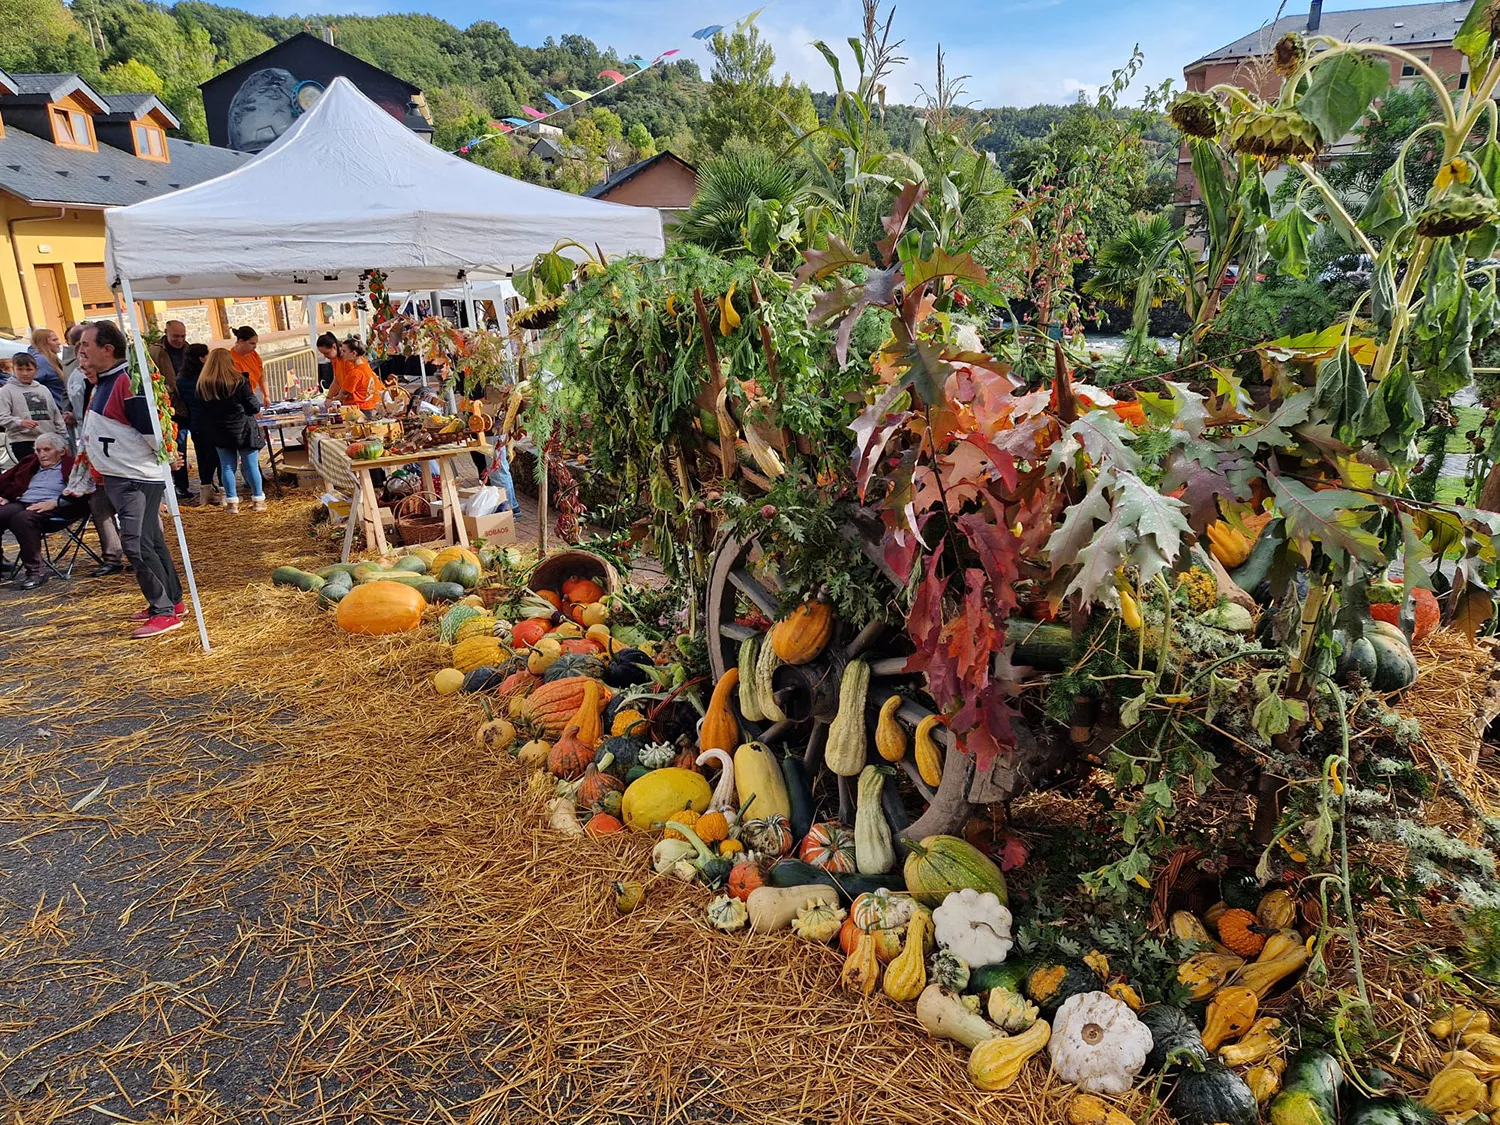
[584,812,624,836]
[548,724,593,780]
[535,589,563,610]
[769,600,834,664]
[336,580,427,635]
[566,578,604,605]
[838,915,900,961]
[1412,586,1440,642]
[578,761,624,810]
[695,810,730,843]
[512,617,554,648]
[727,861,765,902]
[559,638,605,656]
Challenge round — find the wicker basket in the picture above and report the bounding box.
[392,491,445,546]
[527,549,620,598]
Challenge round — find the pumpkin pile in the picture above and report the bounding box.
[271,545,489,622]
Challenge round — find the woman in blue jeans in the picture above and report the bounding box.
[193,348,266,513]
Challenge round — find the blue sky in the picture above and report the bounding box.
[251,0,1455,107]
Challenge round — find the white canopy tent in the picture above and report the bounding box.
[102,77,666,650]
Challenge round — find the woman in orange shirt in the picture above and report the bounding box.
[229,326,265,399]
[330,337,381,416]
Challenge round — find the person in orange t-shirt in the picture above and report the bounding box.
[229,326,265,399]
[328,336,381,415]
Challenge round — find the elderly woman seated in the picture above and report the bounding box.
[0,433,83,589]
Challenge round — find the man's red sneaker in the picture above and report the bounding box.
[131,602,185,622]
[130,615,182,640]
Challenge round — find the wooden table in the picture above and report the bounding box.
[340,443,489,563]
[257,414,319,497]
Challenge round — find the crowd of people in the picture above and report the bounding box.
[1,314,523,636]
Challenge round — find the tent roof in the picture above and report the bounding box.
[104,76,664,299]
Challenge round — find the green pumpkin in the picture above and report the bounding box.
[1169,1058,1259,1125]
[1268,1050,1344,1125]
[437,559,482,590]
[1140,1004,1208,1072]
[966,960,1030,996]
[417,581,467,602]
[541,653,605,683]
[1023,959,1103,1016]
[595,735,646,776]
[1367,621,1418,691]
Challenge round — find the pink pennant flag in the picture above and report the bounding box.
[521,105,546,119]
[655,49,681,60]
[598,69,626,83]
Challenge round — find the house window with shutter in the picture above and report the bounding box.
[75,263,115,315]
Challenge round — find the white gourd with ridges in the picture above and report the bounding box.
[695,748,737,813]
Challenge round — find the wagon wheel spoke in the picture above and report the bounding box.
[727,567,779,618]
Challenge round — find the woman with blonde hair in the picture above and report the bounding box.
[195,347,266,512]
[27,327,67,409]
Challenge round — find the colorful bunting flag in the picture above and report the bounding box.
[502,117,532,128]
[598,69,626,83]
[623,57,645,68]
[691,25,722,39]
[521,105,546,119]
[565,88,591,100]
[544,92,569,110]
[655,49,681,60]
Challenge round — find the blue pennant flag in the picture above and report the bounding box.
[692,24,723,39]
[543,92,569,111]
[502,117,532,128]
[623,57,645,68]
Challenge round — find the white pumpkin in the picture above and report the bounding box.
[932,887,1013,966]
[1048,990,1152,1094]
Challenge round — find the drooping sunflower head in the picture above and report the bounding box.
[1227,108,1321,165]
[1272,32,1306,78]
[1169,91,1226,141]
[1415,193,1500,238]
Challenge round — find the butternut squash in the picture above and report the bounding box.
[700,668,740,753]
[746,884,839,933]
[733,741,791,822]
[875,695,907,762]
[825,658,871,776]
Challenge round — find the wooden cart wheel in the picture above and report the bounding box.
[704,531,978,841]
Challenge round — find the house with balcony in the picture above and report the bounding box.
[1177,1,1473,214]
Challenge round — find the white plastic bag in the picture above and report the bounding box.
[463,485,503,517]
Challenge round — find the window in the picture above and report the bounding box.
[75,263,114,315]
[132,121,167,161]
[50,105,94,149]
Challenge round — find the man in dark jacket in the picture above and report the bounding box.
[0,434,85,588]
[78,321,184,639]
[148,320,195,502]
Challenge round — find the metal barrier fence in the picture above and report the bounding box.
[260,346,321,402]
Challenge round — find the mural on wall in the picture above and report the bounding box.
[227,69,325,152]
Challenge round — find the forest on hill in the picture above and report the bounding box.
[1,0,1170,194]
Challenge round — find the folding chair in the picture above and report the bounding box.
[40,505,106,580]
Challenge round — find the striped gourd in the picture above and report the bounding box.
[520,678,614,736]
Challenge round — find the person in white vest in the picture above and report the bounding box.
[77,321,184,639]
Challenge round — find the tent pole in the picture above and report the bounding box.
[120,277,211,653]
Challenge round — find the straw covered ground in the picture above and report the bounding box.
[1,498,1165,1125]
[3,498,1498,1123]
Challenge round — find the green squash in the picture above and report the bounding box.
[901,834,1008,907]
[1140,1004,1208,1072]
[1345,1096,1438,1125]
[540,653,606,683]
[966,961,1031,996]
[391,555,428,574]
[271,566,325,592]
[437,559,482,590]
[1367,621,1418,691]
[1220,869,1261,911]
[317,583,349,609]
[595,735,646,776]
[417,581,467,602]
[1023,959,1103,1016]
[1169,1058,1259,1125]
[623,764,650,785]
[1269,1050,1344,1125]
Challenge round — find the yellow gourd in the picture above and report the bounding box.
[967,1019,1050,1091]
[1066,1094,1134,1125]
[1170,910,1215,944]
[841,930,881,996]
[1106,982,1143,1011]
[474,717,517,754]
[769,599,834,664]
[875,695,907,762]
[1247,1064,1283,1104]
[881,911,931,1002]
[1431,1006,1492,1040]
[1201,986,1258,1051]
[1256,889,1297,930]
[1218,1017,1285,1066]
[1206,519,1254,568]
[733,740,791,822]
[700,669,740,753]
[454,614,497,642]
[914,715,944,787]
[527,636,563,675]
[569,679,603,748]
[1177,951,1244,1001]
[1234,938,1309,998]
[1203,900,1229,926]
[433,667,464,695]
[452,634,505,674]
[517,739,551,768]
[1426,1066,1488,1115]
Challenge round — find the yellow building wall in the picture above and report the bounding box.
[0,193,108,336]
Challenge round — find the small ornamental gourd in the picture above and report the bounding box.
[1066,1094,1134,1125]
[882,910,933,1002]
[824,659,871,776]
[699,669,740,753]
[547,724,594,780]
[706,894,748,932]
[1202,986,1258,1052]
[1170,1058,1259,1125]
[661,809,701,841]
[695,810,730,843]
[791,900,846,943]
[577,754,625,811]
[746,884,839,933]
[568,679,604,748]
[854,765,896,874]
[695,749,737,813]
[875,695,907,762]
[753,636,784,721]
[850,887,915,932]
[433,667,465,695]
[988,987,1039,1033]
[1256,889,1297,930]
[584,812,624,836]
[914,715,945,787]
[638,742,678,770]
[726,861,765,902]
[799,821,857,872]
[1424,1065,1487,1115]
[769,600,834,664]
[1430,1006,1491,1040]
[740,814,796,856]
[1218,1018,1284,1067]
[1236,931,1309,998]
[969,1020,1051,1092]
[932,888,1013,968]
[928,948,971,992]
[1216,907,1267,956]
[475,716,517,753]
[1177,951,1245,1000]
[1048,990,1152,1095]
[841,931,881,996]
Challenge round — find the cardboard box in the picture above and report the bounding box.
[463,508,516,545]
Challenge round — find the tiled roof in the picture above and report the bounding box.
[583,150,696,199]
[0,128,249,207]
[1192,1,1471,65]
[98,93,180,128]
